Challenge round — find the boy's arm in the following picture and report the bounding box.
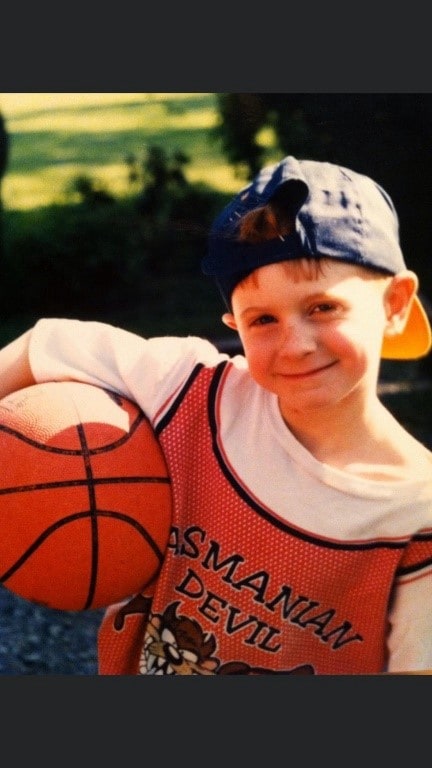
[0,329,35,400]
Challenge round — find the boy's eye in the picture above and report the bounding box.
[251,314,276,326]
[310,302,338,315]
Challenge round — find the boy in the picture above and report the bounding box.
[0,156,431,675]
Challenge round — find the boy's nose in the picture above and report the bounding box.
[278,320,317,357]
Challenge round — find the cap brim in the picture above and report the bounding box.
[381,295,432,360]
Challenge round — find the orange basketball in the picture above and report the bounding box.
[0,381,172,611]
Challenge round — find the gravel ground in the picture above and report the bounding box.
[0,585,103,674]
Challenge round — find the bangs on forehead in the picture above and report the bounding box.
[237,258,327,292]
[281,258,327,282]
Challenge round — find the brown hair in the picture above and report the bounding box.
[235,201,326,286]
[237,202,295,244]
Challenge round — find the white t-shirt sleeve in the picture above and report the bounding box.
[386,572,432,673]
[28,318,226,420]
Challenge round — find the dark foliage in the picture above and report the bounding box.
[0,112,8,183]
[0,146,228,325]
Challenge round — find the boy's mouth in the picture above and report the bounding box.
[276,361,338,380]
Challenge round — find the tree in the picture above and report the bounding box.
[213,94,268,178]
[0,111,8,187]
[0,111,9,261]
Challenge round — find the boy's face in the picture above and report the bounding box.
[222,259,404,416]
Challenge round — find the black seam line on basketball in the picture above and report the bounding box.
[0,509,166,584]
[0,409,147,454]
[0,476,171,496]
[75,422,99,609]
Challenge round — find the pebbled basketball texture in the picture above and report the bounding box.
[0,381,172,611]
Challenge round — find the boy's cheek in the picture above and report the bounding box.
[243,349,272,382]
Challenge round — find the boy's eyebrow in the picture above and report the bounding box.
[239,290,345,316]
[239,306,272,318]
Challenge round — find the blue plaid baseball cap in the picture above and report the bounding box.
[201,155,431,360]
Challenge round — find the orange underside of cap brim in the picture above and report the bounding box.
[381,295,432,360]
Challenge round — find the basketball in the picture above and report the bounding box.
[0,381,172,611]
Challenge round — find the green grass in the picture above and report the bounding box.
[0,93,257,211]
[0,93,247,343]
[0,92,264,349]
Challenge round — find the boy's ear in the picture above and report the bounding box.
[221,312,238,331]
[383,271,419,336]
